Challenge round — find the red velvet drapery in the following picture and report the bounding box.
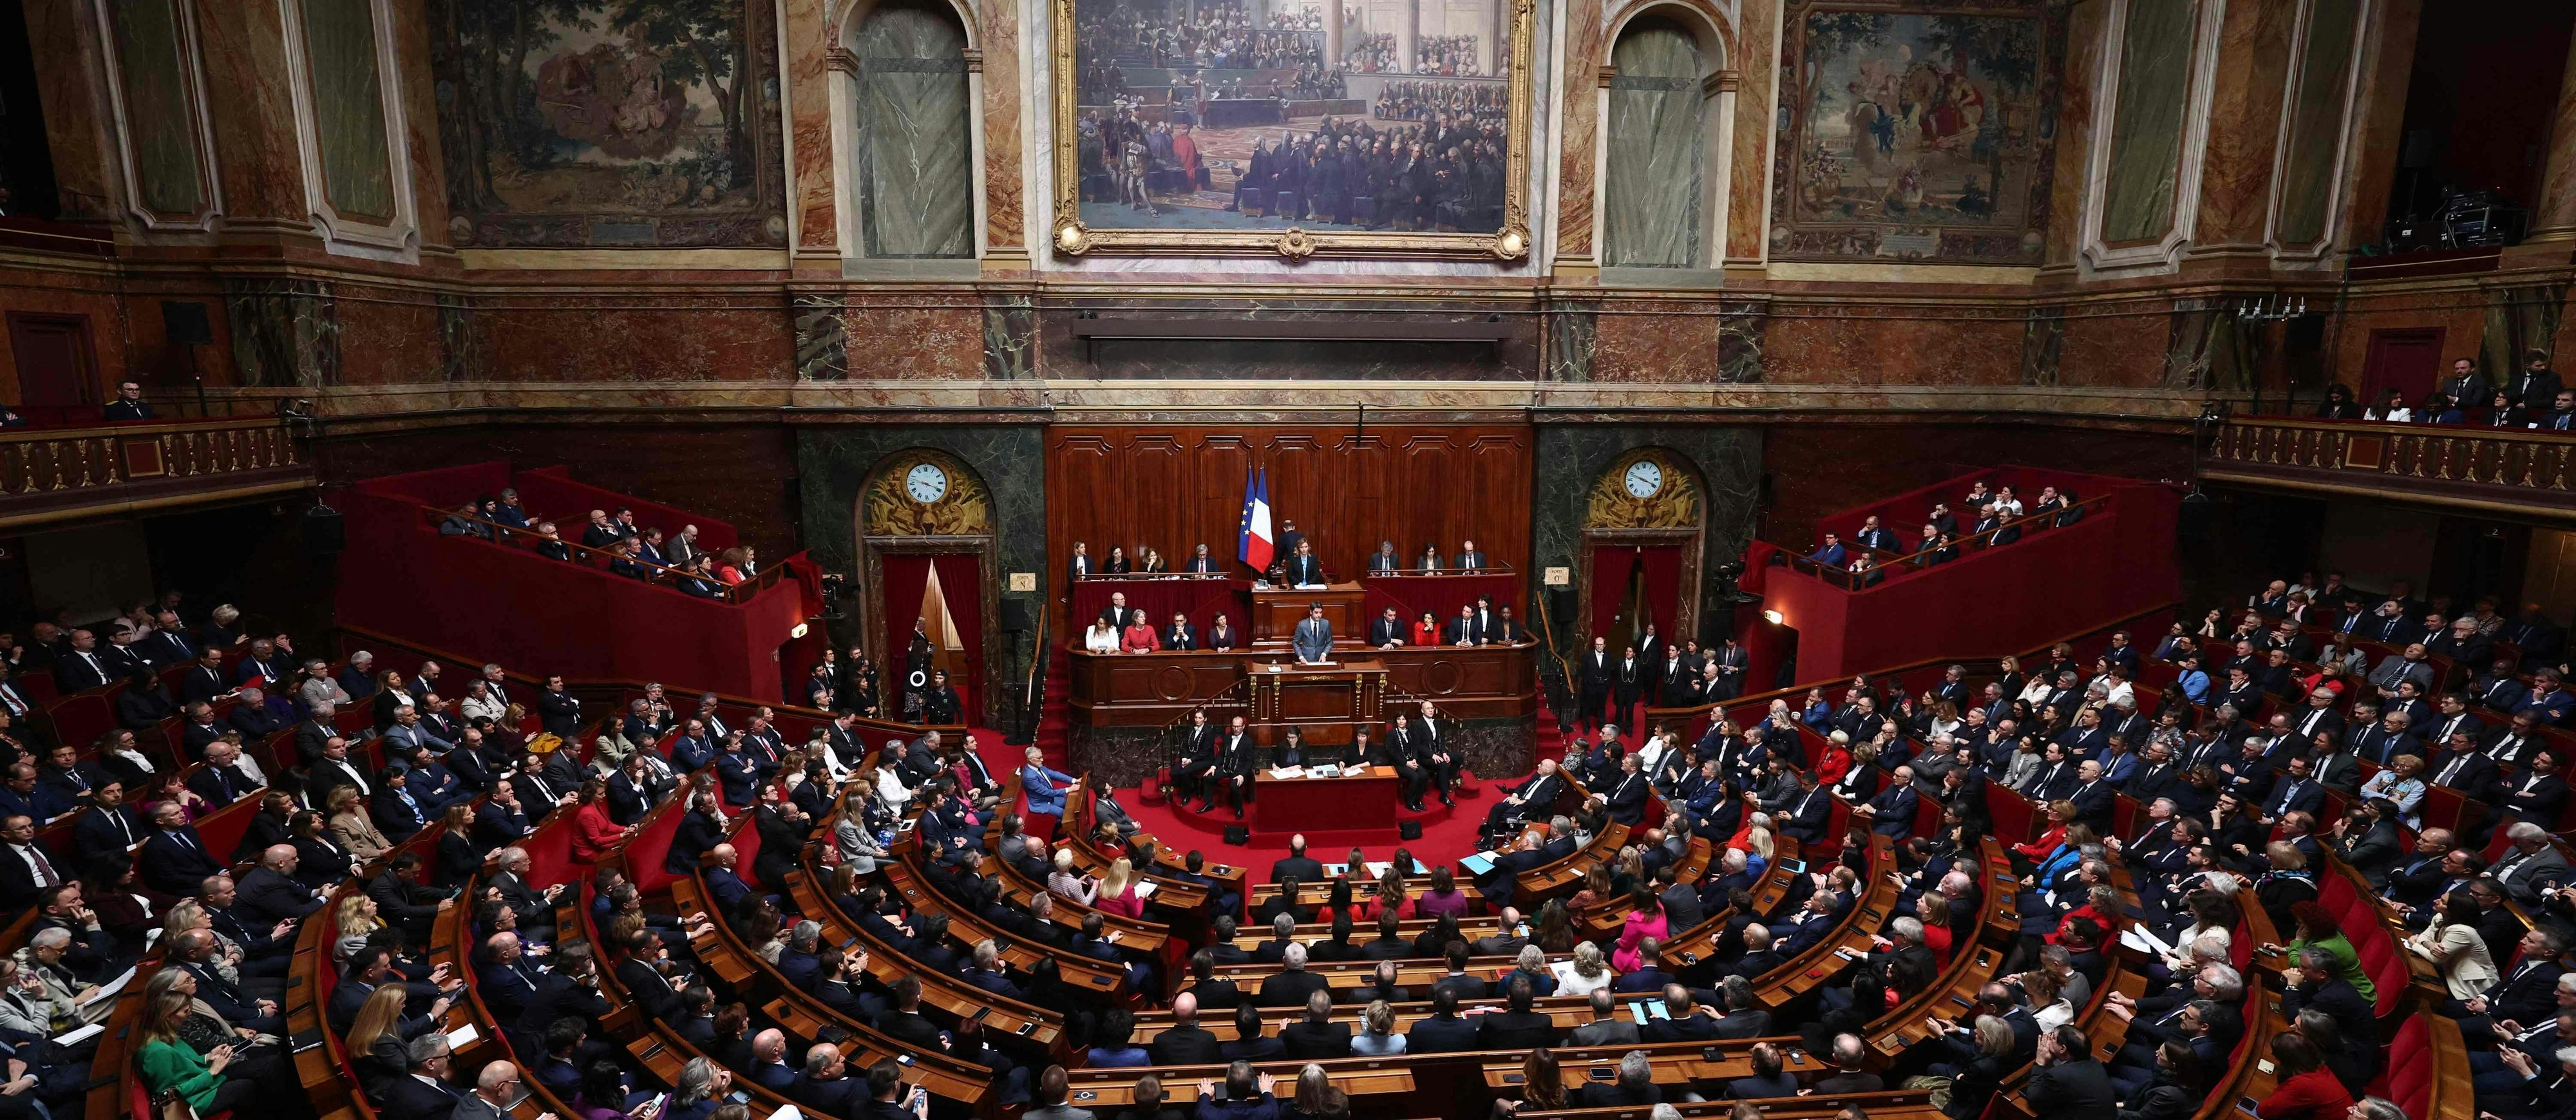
[929,554,983,715]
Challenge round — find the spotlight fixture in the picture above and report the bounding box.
[790,622,810,640]
[1763,609,1785,625]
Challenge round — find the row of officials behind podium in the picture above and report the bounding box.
[1068,527,1500,580]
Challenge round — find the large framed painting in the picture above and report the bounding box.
[1050,0,1534,260]
[427,0,788,249]
[1767,1,2063,264]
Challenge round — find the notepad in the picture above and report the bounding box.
[52,1023,103,1047]
[1458,853,1499,875]
[445,1023,480,1049]
[80,967,135,1005]
[1133,881,1157,899]
[1270,766,1307,779]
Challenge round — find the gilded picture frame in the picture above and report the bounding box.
[1049,0,1537,261]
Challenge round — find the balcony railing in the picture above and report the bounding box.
[0,415,312,527]
[2204,415,2575,517]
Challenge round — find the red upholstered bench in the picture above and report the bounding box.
[1139,765,1168,806]
[2374,1014,2430,1105]
[2316,870,2409,1020]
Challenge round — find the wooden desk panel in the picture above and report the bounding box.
[1251,583,1366,644]
[1070,644,1540,727]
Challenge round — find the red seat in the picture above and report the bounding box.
[1139,765,1167,806]
[2378,1016,2432,1114]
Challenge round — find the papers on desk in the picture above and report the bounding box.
[2120,926,2174,958]
[80,967,135,1005]
[1458,852,1499,875]
[1625,999,1672,1025]
[445,1023,481,1050]
[1133,881,1157,899]
[52,1023,103,1047]
[1269,766,1307,779]
[1308,764,1343,778]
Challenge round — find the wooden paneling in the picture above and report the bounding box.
[1045,424,1533,637]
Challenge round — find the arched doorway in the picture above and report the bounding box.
[1578,448,1707,725]
[857,450,999,726]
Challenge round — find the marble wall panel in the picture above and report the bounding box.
[1760,304,2024,384]
[225,279,340,388]
[299,0,397,222]
[2186,0,2287,251]
[790,0,839,251]
[1725,0,1778,263]
[1548,298,1600,381]
[1717,299,1765,381]
[194,0,307,221]
[794,296,852,380]
[474,302,790,382]
[2099,0,2195,244]
[1555,0,1607,261]
[2020,303,2064,385]
[1032,300,1545,380]
[331,287,444,386]
[2056,302,2169,388]
[982,293,1037,379]
[2041,0,2107,269]
[978,0,1027,258]
[846,299,986,378]
[1591,298,1724,380]
[23,0,120,221]
[437,294,478,382]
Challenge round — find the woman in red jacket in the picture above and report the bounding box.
[571,777,633,863]
[1813,730,1855,785]
[2253,1033,2353,1120]
[2012,799,2075,864]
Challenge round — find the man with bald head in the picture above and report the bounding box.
[746,1029,796,1091]
[451,1061,527,1120]
[478,931,543,1025]
[1150,991,1222,1065]
[236,844,325,927]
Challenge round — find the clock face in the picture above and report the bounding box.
[1624,460,1663,498]
[905,462,949,503]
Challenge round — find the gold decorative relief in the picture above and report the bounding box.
[862,450,992,537]
[1585,449,1701,529]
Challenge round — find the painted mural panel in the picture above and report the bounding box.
[2097,0,2194,245]
[2273,0,2357,247]
[301,0,398,222]
[1768,0,2063,264]
[426,0,787,247]
[103,0,207,218]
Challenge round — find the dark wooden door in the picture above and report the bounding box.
[2359,328,2444,411]
[5,312,99,412]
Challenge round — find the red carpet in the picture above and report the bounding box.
[996,679,1574,885]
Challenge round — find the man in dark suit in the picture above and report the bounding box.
[1367,606,1406,649]
[1613,646,1645,732]
[2023,1025,2116,1120]
[236,844,325,926]
[1269,834,1325,884]
[2501,752,2570,826]
[1280,989,1354,1058]
[377,1035,468,1120]
[137,801,227,897]
[1256,944,1331,1007]
[1476,830,1551,905]
[1579,636,1614,732]
[1567,989,1643,1047]
[70,781,144,855]
[1476,978,1561,1049]
[1724,1043,1800,1099]
[50,630,111,694]
[1777,768,1833,845]
[1150,991,1224,1065]
[1602,754,1651,826]
[1483,759,1564,835]
[1401,989,1480,1054]
[368,853,449,944]
[2510,352,2564,413]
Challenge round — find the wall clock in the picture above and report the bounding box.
[905,462,949,504]
[1624,459,1663,498]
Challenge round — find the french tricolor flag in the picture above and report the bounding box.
[1237,466,1273,572]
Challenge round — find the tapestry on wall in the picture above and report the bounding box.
[427,0,787,248]
[1767,0,2063,264]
